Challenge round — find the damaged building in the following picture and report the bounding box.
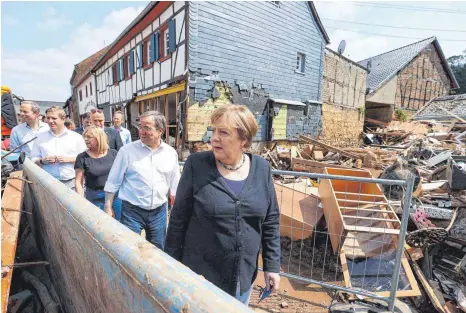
[358,36,459,124]
[74,1,330,151]
[320,47,368,148]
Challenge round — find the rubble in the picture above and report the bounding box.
[261,105,466,312]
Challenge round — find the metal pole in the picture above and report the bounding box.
[258,269,389,301]
[1,136,37,159]
[388,175,415,312]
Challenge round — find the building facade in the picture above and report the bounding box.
[358,37,459,123]
[80,1,329,149]
[70,47,109,125]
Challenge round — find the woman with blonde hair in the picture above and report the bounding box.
[165,104,280,306]
[75,126,122,220]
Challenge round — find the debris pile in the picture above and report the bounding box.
[262,107,466,312]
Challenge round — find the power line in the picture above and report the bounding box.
[325,26,466,42]
[322,18,466,33]
[351,1,466,14]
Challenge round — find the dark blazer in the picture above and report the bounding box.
[104,127,123,151]
[165,151,281,296]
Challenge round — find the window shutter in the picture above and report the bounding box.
[139,44,144,68]
[150,33,155,63]
[168,19,176,53]
[154,32,160,61]
[130,51,134,74]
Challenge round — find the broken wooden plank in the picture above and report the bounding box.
[291,157,350,173]
[407,250,447,313]
[364,117,389,127]
[299,135,362,160]
[1,171,25,313]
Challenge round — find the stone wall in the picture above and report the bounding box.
[320,103,363,148]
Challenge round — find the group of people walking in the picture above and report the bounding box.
[9,101,281,306]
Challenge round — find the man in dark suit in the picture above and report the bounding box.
[75,112,91,135]
[90,109,123,151]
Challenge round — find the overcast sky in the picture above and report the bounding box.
[1,1,465,101]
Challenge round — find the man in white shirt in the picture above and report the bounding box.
[9,101,49,156]
[104,111,180,249]
[31,106,86,190]
[111,111,132,145]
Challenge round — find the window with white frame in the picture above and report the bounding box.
[296,53,306,73]
[164,28,170,57]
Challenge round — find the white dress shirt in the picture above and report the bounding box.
[30,129,87,181]
[111,126,132,145]
[10,121,50,156]
[104,140,180,210]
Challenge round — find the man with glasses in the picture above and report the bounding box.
[104,111,180,249]
[31,106,86,190]
[90,109,123,151]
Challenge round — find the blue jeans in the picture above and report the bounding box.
[235,279,253,305]
[121,200,167,249]
[85,188,122,221]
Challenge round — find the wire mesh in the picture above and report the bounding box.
[177,163,413,311]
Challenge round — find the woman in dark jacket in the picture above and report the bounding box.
[165,104,280,305]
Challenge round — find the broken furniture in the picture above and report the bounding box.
[274,183,322,241]
[319,167,401,253]
[319,167,421,297]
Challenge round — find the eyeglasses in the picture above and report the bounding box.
[91,109,103,114]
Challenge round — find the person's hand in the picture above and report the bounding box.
[170,195,175,206]
[55,156,69,163]
[104,205,114,218]
[264,272,280,293]
[42,156,57,164]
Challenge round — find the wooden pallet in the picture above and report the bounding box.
[319,168,401,253]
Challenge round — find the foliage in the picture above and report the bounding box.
[394,108,408,122]
[447,50,466,94]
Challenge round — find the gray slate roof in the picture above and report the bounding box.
[414,93,466,120]
[358,37,459,94]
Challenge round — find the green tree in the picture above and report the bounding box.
[448,49,466,94]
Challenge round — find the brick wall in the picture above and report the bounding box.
[395,43,451,110]
[320,103,363,148]
[322,49,367,109]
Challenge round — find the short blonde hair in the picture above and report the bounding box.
[45,106,66,119]
[83,126,109,154]
[211,104,258,148]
